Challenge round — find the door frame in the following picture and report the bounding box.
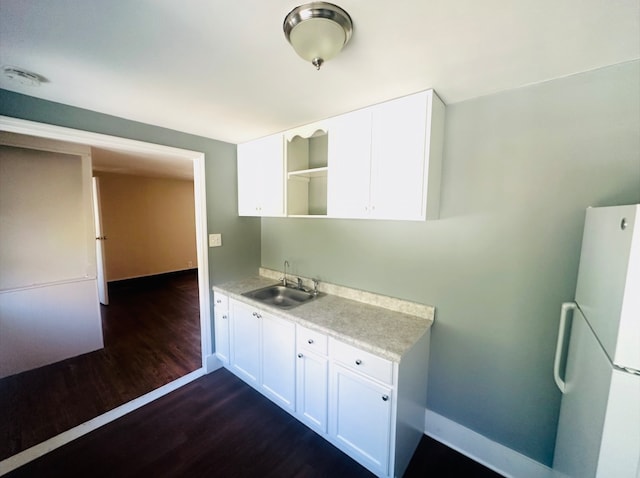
[92,176,109,305]
[0,115,214,473]
[0,115,212,369]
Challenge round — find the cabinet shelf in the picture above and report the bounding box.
[288,167,328,180]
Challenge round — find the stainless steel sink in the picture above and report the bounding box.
[242,284,324,310]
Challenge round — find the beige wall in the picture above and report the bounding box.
[95,172,197,281]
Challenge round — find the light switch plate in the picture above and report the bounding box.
[209,233,222,247]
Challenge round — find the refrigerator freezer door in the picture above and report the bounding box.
[553,308,613,477]
[575,204,640,372]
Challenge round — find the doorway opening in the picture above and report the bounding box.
[0,116,212,470]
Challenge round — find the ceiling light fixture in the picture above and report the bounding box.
[2,66,43,86]
[283,2,353,70]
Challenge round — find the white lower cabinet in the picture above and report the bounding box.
[213,292,230,365]
[330,363,393,476]
[229,299,261,386]
[296,325,329,434]
[216,294,430,478]
[261,311,296,411]
[228,298,296,411]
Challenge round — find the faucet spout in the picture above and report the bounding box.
[282,260,290,287]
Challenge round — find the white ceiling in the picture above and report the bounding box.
[1,0,638,145]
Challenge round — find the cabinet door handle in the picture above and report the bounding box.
[355,359,362,365]
[307,339,314,344]
[222,315,227,319]
[216,299,222,304]
[297,353,303,358]
[382,395,389,401]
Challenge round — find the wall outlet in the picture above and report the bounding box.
[209,233,222,247]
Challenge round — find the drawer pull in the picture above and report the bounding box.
[355,359,362,366]
[382,395,389,402]
[216,299,221,304]
[308,339,314,344]
[222,315,227,319]
[297,353,303,358]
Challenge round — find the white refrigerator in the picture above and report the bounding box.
[553,204,640,478]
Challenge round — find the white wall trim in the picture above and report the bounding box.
[0,368,205,476]
[205,353,224,373]
[425,409,557,478]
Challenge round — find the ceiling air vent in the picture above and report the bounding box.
[3,66,43,86]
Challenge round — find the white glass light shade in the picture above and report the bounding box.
[289,18,347,64]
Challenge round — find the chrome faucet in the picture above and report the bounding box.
[282,260,290,287]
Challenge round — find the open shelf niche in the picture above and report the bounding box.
[286,127,328,217]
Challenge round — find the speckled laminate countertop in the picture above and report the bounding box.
[212,276,434,362]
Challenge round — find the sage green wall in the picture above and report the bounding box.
[0,89,261,329]
[261,61,640,465]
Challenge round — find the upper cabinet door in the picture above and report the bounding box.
[370,91,431,221]
[237,133,285,217]
[327,109,372,218]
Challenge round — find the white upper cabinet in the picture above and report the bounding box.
[236,89,445,221]
[237,133,285,217]
[371,90,443,220]
[328,90,444,221]
[326,109,373,218]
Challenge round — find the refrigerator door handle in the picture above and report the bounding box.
[554,302,577,393]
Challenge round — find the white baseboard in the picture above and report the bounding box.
[425,409,557,478]
[205,353,223,373]
[0,368,205,476]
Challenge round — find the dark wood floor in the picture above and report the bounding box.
[6,367,503,478]
[0,270,201,460]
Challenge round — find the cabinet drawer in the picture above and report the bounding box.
[330,339,393,385]
[213,291,229,311]
[297,325,328,355]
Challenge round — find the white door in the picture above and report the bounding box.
[229,300,261,386]
[575,204,640,371]
[92,177,108,305]
[213,292,230,364]
[326,109,372,218]
[596,369,640,477]
[237,134,284,216]
[261,312,296,411]
[331,363,392,476]
[296,350,328,433]
[370,92,428,220]
[553,308,613,477]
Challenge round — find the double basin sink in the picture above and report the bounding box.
[242,283,324,310]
